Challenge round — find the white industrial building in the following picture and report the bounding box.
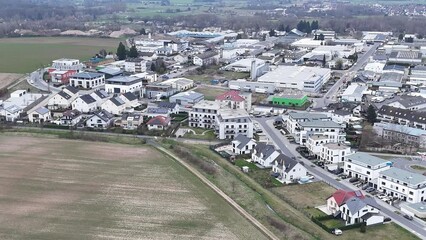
[257,66,331,92]
[340,84,367,102]
[51,58,84,71]
[69,72,105,89]
[105,76,142,95]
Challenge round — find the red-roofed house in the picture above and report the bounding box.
[215,90,252,110]
[147,116,171,130]
[327,189,365,215]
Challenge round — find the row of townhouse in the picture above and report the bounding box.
[231,135,308,183]
[377,105,426,130]
[343,152,426,204]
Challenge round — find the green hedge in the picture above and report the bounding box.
[311,216,333,233]
[339,222,365,231]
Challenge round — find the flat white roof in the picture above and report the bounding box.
[258,66,330,84]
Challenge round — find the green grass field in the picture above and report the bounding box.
[0,135,267,239]
[0,37,121,73]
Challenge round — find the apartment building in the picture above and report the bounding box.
[319,143,351,166]
[69,72,105,89]
[344,153,393,187]
[215,90,252,111]
[377,105,426,130]
[214,108,253,140]
[124,58,148,73]
[51,58,84,71]
[379,168,426,203]
[189,100,221,129]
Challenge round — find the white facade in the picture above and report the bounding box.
[101,98,126,115]
[28,107,51,123]
[105,76,142,94]
[251,144,280,168]
[71,95,97,113]
[232,136,256,155]
[69,72,105,89]
[124,59,148,73]
[215,108,253,140]
[344,153,392,187]
[319,143,351,165]
[189,100,221,129]
[47,91,77,110]
[378,168,426,203]
[51,58,83,71]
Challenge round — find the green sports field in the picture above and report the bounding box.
[0,37,121,74]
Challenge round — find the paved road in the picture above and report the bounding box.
[313,43,380,109]
[149,140,279,240]
[255,117,426,240]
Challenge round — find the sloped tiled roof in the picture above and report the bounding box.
[147,116,171,126]
[330,190,365,206]
[216,90,245,102]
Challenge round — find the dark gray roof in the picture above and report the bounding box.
[110,97,125,107]
[64,85,79,94]
[273,153,299,173]
[98,67,123,76]
[92,110,114,122]
[391,95,426,108]
[233,134,253,150]
[93,90,109,99]
[254,143,277,159]
[80,94,96,104]
[372,53,387,61]
[158,101,177,109]
[71,72,104,79]
[147,107,169,114]
[196,51,218,59]
[121,112,142,121]
[122,92,138,101]
[383,64,405,72]
[57,91,72,100]
[344,197,380,214]
[378,105,426,124]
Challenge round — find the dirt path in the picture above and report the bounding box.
[150,141,280,240]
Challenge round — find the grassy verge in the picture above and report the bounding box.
[411,165,426,171]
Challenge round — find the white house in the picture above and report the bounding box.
[326,190,383,226]
[72,94,97,113]
[105,76,142,95]
[69,72,105,89]
[28,107,51,123]
[86,110,114,129]
[344,152,392,188]
[193,51,219,66]
[272,154,307,183]
[47,91,74,110]
[147,116,171,130]
[60,109,82,126]
[119,92,139,109]
[306,135,334,158]
[232,134,256,155]
[124,58,148,73]
[319,143,351,166]
[90,89,110,108]
[101,97,126,115]
[378,168,426,203]
[119,112,143,130]
[189,100,222,129]
[157,102,179,114]
[215,90,252,111]
[251,143,280,168]
[51,58,84,71]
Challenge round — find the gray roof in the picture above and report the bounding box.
[391,95,426,108]
[273,153,299,173]
[254,143,277,159]
[98,67,123,76]
[346,152,391,167]
[121,112,142,121]
[383,64,406,72]
[233,134,253,150]
[71,72,104,79]
[80,94,96,104]
[57,91,72,100]
[35,107,49,115]
[345,197,380,214]
[122,92,138,101]
[171,91,204,101]
[288,111,328,120]
[378,105,426,124]
[147,107,169,114]
[298,120,343,128]
[380,168,426,186]
[64,85,79,94]
[93,90,109,99]
[91,110,114,122]
[158,101,177,109]
[110,97,125,107]
[196,51,218,59]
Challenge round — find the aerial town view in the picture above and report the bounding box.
[2,0,426,239]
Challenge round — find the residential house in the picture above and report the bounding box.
[272,154,307,183]
[47,91,75,110]
[86,110,114,129]
[169,91,204,106]
[28,107,51,123]
[374,122,426,149]
[145,107,170,118]
[2,105,22,122]
[157,102,179,114]
[232,134,256,155]
[147,116,171,130]
[378,168,426,203]
[48,69,77,85]
[59,109,82,126]
[306,135,334,158]
[72,94,97,113]
[145,84,175,99]
[101,97,126,115]
[119,112,143,130]
[344,152,393,187]
[193,51,219,66]
[377,105,426,130]
[119,92,139,109]
[69,72,105,89]
[251,143,280,168]
[215,108,253,140]
[90,89,110,108]
[215,90,252,111]
[388,96,426,111]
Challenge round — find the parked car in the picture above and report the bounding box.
[332,229,343,236]
[366,187,375,193]
[384,217,392,222]
[362,184,370,190]
[349,177,359,183]
[403,214,414,221]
